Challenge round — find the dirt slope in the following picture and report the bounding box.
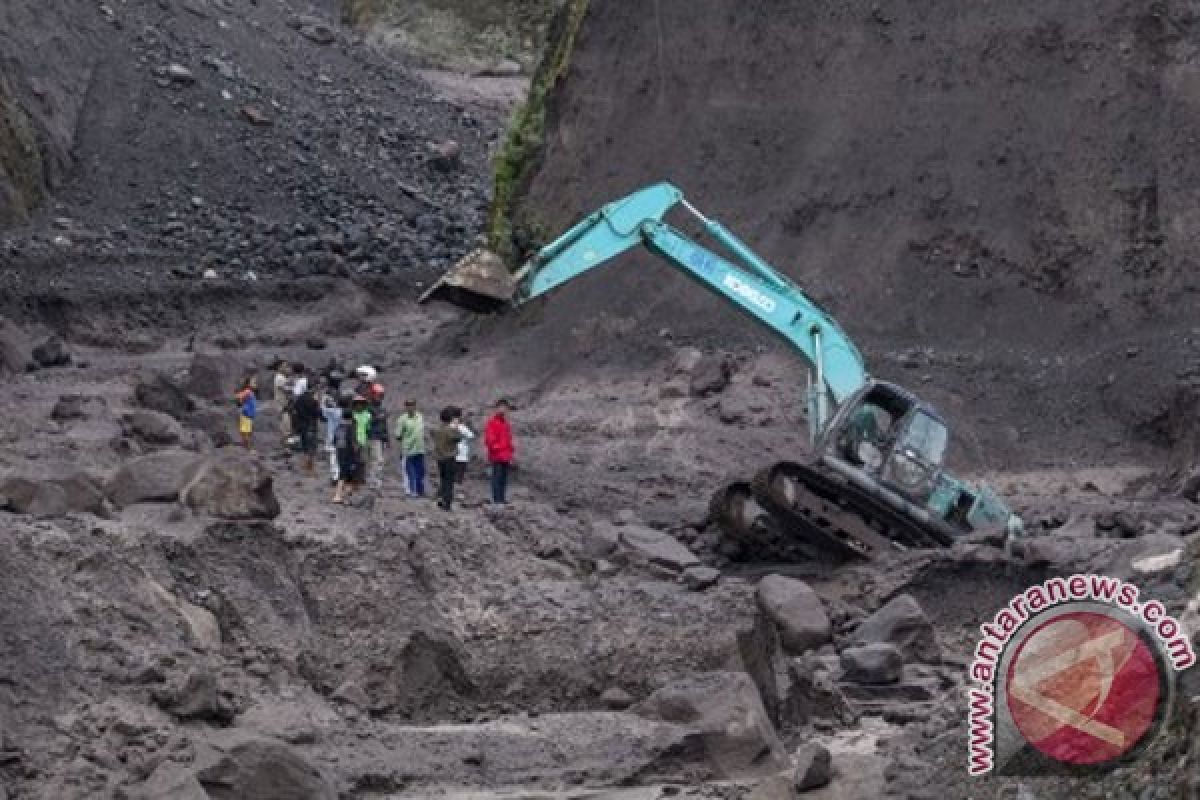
[506,0,1200,466]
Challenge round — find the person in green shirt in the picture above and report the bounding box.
[351,397,372,490]
[395,399,427,497]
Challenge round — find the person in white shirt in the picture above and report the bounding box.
[273,361,292,446]
[454,414,474,482]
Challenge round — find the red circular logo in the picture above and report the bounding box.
[1005,611,1163,766]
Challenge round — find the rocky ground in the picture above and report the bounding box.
[3,2,1200,800]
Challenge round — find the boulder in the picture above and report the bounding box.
[783,654,857,727]
[179,449,281,520]
[186,407,235,448]
[196,738,336,799]
[135,373,195,419]
[0,477,69,518]
[793,742,833,791]
[633,671,789,778]
[153,668,233,723]
[840,643,904,685]
[683,565,721,591]
[122,410,185,445]
[671,346,704,375]
[601,687,635,710]
[133,762,208,800]
[619,524,701,572]
[689,353,733,397]
[0,317,32,375]
[1101,533,1188,582]
[583,520,621,558]
[186,351,253,402]
[31,335,71,367]
[50,472,109,516]
[50,394,88,420]
[756,575,832,655]
[849,594,939,664]
[428,139,462,171]
[107,450,204,508]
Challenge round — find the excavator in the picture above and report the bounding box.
[421,183,1025,562]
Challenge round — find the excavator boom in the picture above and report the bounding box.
[422,182,1025,561]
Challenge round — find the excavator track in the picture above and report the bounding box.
[710,460,956,564]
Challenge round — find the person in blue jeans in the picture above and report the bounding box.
[395,399,427,497]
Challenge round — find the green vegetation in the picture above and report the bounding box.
[487,0,588,264]
[0,78,44,226]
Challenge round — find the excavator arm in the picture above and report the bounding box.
[494,183,868,439]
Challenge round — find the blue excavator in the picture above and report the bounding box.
[422,183,1025,562]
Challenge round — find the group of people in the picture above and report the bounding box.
[234,358,516,510]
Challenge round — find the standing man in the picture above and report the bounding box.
[433,407,464,511]
[396,399,427,497]
[454,409,475,485]
[273,360,292,446]
[291,383,321,475]
[366,385,389,490]
[484,399,515,504]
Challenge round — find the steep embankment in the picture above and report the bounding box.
[502,0,1200,468]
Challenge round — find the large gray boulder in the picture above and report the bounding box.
[849,594,939,664]
[633,671,790,778]
[840,643,904,685]
[132,763,208,800]
[196,737,336,800]
[186,351,253,402]
[180,449,280,520]
[122,409,185,446]
[619,524,700,572]
[106,450,204,508]
[756,575,832,655]
[0,317,32,375]
[0,477,68,518]
[134,373,195,419]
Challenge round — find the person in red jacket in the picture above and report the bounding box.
[483,398,515,504]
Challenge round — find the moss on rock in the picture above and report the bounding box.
[486,0,588,265]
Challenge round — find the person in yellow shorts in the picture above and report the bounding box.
[235,377,258,448]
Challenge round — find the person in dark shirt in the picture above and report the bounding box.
[291,384,321,475]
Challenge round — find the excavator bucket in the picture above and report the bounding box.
[418,248,517,313]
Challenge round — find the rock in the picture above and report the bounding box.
[0,477,69,518]
[295,18,336,45]
[332,681,369,709]
[584,521,621,557]
[1102,533,1188,582]
[122,410,186,445]
[196,738,336,799]
[633,671,790,777]
[179,449,281,520]
[107,449,204,508]
[619,524,701,572]
[689,354,733,397]
[203,268,219,280]
[683,565,721,591]
[672,346,704,375]
[31,336,70,367]
[601,687,635,710]
[659,378,690,399]
[185,351,252,402]
[132,762,208,800]
[305,336,327,351]
[154,668,232,723]
[849,594,939,664]
[756,575,832,655]
[0,317,32,375]
[241,105,272,126]
[1181,466,1200,503]
[49,472,109,517]
[186,407,235,448]
[135,373,196,419]
[840,643,904,685]
[428,139,462,171]
[793,742,833,791]
[165,63,195,84]
[782,654,856,727]
[50,394,87,420]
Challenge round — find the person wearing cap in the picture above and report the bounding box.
[366,385,389,490]
[395,399,427,497]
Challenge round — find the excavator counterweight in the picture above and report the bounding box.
[422,183,1025,564]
